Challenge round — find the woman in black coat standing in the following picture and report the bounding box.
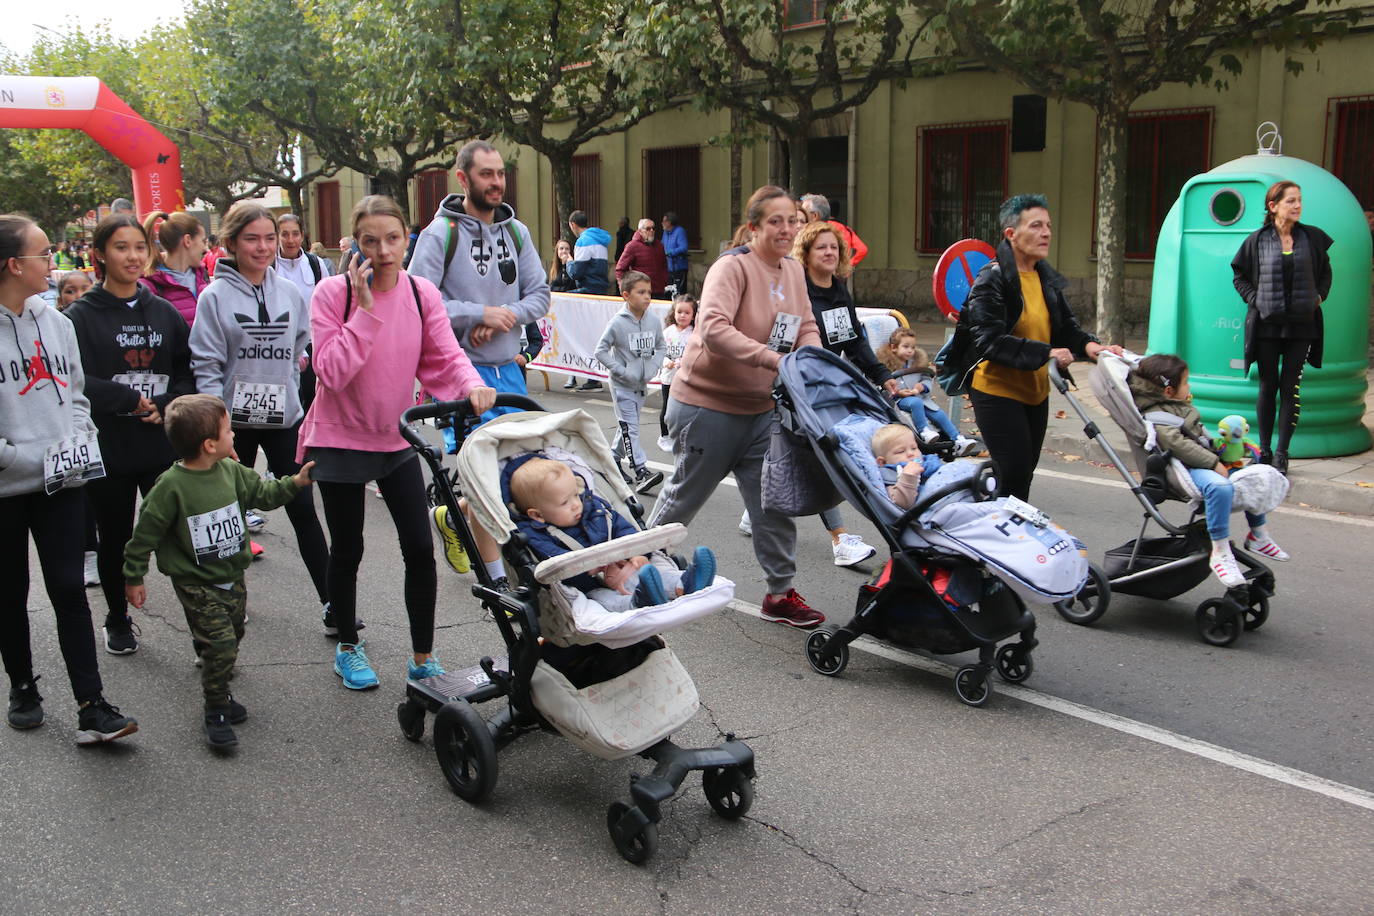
[1231,180,1333,475]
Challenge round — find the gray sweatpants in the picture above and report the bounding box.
[649,398,797,595]
[610,385,648,468]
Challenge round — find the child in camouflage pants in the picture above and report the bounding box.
[124,395,314,748]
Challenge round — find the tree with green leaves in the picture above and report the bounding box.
[633,0,936,195]
[940,0,1358,343]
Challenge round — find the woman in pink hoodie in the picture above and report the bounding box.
[298,195,494,690]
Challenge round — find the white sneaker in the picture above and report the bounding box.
[1244,532,1289,561]
[920,427,940,444]
[83,551,100,587]
[953,435,981,457]
[1210,547,1245,588]
[244,511,266,532]
[832,533,877,567]
[656,435,674,453]
[738,511,752,537]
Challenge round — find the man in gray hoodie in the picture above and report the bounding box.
[408,141,550,586]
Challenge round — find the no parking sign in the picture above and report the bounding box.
[931,239,996,319]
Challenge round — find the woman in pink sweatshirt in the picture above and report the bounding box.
[299,195,494,690]
[647,185,826,629]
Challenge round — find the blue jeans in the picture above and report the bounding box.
[896,397,958,439]
[442,361,527,453]
[1187,467,1266,541]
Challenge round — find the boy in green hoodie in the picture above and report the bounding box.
[124,394,314,748]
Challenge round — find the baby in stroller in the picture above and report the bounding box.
[870,422,945,509]
[508,454,717,611]
[1128,353,1288,587]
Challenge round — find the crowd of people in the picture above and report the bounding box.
[6,136,1330,750]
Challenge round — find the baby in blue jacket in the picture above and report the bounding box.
[510,456,714,611]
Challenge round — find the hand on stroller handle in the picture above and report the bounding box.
[399,393,543,448]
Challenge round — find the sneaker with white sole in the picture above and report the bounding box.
[1244,532,1289,561]
[244,510,266,532]
[334,643,379,690]
[832,533,876,567]
[103,616,139,655]
[738,511,752,537]
[656,435,674,453]
[1210,547,1245,588]
[83,551,100,587]
[920,427,941,444]
[953,435,981,457]
[759,589,825,628]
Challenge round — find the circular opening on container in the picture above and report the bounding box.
[1210,188,1245,226]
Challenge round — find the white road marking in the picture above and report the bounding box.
[728,598,1374,812]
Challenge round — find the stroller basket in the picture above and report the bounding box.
[1103,532,1211,599]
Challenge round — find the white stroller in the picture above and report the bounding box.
[1050,353,1288,646]
[397,396,754,864]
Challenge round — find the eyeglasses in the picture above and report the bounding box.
[12,246,57,259]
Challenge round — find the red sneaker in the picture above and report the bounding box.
[760,589,825,628]
[250,540,265,560]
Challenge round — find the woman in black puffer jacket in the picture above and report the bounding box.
[1231,180,1333,475]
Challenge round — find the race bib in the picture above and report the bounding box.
[666,343,684,361]
[629,332,656,358]
[187,502,246,564]
[821,307,856,345]
[43,430,106,495]
[767,313,802,354]
[230,380,288,427]
[112,372,169,401]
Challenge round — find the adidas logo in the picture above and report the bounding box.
[237,343,293,360]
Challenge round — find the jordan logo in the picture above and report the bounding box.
[19,340,67,395]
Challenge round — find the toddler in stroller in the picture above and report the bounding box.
[396,397,754,864]
[1050,351,1287,647]
[774,347,1089,706]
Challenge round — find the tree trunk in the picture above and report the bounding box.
[373,172,411,224]
[730,109,743,227]
[786,124,810,197]
[287,184,305,226]
[550,151,576,244]
[1094,102,1129,345]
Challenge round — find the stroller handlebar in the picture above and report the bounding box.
[398,394,543,449]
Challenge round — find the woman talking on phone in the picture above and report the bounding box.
[65,213,195,655]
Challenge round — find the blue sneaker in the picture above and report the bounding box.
[682,546,717,594]
[334,643,379,690]
[407,655,446,680]
[632,564,669,608]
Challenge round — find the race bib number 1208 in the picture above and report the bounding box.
[187,502,246,563]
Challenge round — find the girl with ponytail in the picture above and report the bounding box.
[139,210,209,326]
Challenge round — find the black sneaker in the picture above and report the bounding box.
[225,694,248,725]
[7,676,44,730]
[75,698,138,745]
[633,466,664,494]
[103,616,140,655]
[562,377,579,389]
[320,603,365,638]
[577,380,602,391]
[204,709,238,748]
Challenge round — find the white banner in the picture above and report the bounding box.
[528,292,670,384]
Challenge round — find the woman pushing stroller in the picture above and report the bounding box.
[1128,353,1288,587]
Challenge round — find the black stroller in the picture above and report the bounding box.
[1049,353,1278,646]
[397,395,754,863]
[775,348,1088,707]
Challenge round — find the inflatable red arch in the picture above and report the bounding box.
[0,75,185,217]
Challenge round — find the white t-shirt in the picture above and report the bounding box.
[274,252,318,304]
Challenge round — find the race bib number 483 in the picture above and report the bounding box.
[43,430,106,495]
[187,502,246,563]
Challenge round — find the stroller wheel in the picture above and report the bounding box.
[703,767,754,819]
[1054,564,1111,626]
[1195,598,1243,647]
[607,802,658,864]
[804,627,849,677]
[953,665,992,707]
[994,645,1034,684]
[433,700,499,802]
[1243,594,1270,631]
[397,699,425,741]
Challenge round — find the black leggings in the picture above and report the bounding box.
[87,466,166,626]
[233,424,329,605]
[660,384,671,437]
[1254,337,1310,454]
[970,389,1050,502]
[0,487,103,702]
[317,456,435,651]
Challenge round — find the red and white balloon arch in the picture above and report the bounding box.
[0,75,185,217]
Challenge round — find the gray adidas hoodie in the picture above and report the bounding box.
[189,259,310,428]
[408,195,550,367]
[0,295,96,497]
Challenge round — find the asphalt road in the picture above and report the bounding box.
[5,381,1372,913]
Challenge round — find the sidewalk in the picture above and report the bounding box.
[905,320,1374,517]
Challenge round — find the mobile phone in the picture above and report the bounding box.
[350,242,372,286]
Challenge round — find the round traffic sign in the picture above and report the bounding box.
[932,239,996,319]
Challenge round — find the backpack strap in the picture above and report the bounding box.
[343,275,423,327]
[443,219,459,274]
[306,252,322,284]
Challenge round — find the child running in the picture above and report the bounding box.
[509,456,714,611]
[594,270,666,493]
[656,293,697,452]
[124,394,315,748]
[1128,353,1287,587]
[876,328,978,456]
[871,423,945,510]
